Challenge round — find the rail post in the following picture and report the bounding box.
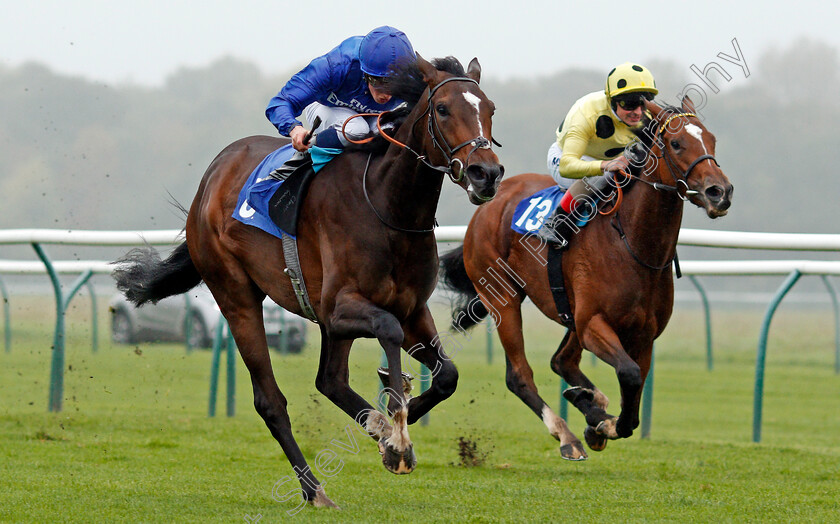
[753,270,801,443]
[687,275,714,370]
[0,276,10,353]
[821,275,840,375]
[33,243,94,412]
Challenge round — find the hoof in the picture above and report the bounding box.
[379,438,417,474]
[559,441,588,461]
[377,367,414,395]
[562,386,594,404]
[309,488,340,509]
[584,426,608,452]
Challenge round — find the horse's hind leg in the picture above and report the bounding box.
[496,303,587,461]
[204,273,337,509]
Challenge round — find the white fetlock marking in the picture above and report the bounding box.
[365,411,393,440]
[596,417,620,439]
[593,389,610,410]
[541,405,570,442]
[385,408,411,451]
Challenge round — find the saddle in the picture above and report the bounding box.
[267,152,318,236]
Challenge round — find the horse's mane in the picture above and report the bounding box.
[345,57,468,154]
[627,102,683,178]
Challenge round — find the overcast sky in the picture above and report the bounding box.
[2,1,839,86]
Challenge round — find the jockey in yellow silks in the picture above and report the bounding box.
[539,62,658,246]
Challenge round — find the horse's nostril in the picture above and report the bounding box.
[705,185,724,201]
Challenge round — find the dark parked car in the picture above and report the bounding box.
[109,285,307,353]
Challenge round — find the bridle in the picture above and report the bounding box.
[623,111,720,201]
[344,75,498,233]
[424,77,497,184]
[343,76,497,183]
[609,110,720,272]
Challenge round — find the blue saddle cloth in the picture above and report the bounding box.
[510,186,566,235]
[232,144,341,239]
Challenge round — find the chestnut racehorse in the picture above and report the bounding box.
[440,97,732,460]
[113,56,503,508]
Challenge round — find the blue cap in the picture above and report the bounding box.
[359,26,415,77]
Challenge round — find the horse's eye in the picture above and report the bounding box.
[436,104,449,117]
[670,139,681,150]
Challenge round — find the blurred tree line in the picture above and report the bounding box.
[1,38,837,238]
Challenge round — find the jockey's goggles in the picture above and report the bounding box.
[615,92,655,111]
[365,74,390,87]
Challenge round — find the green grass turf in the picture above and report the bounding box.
[1,297,839,522]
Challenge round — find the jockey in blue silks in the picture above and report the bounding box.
[266,26,416,152]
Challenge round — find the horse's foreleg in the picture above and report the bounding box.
[495,305,587,461]
[399,307,459,424]
[579,315,645,440]
[322,298,415,475]
[209,278,337,509]
[550,330,611,412]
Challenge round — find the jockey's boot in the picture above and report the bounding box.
[536,207,581,249]
[270,150,311,181]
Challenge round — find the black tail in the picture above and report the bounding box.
[439,245,488,332]
[112,242,202,306]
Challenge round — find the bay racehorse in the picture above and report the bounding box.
[112,55,503,508]
[440,97,731,460]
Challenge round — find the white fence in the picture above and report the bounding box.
[1,227,838,441]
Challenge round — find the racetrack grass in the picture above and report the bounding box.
[1,297,839,522]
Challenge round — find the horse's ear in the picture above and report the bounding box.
[681,95,697,114]
[644,99,661,116]
[467,58,481,83]
[415,53,439,85]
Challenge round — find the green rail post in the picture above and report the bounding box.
[641,345,655,439]
[208,319,226,417]
[754,270,801,443]
[485,317,493,365]
[184,293,194,353]
[1,276,10,353]
[821,276,840,375]
[33,243,94,412]
[84,281,98,354]
[420,363,431,426]
[559,378,568,420]
[377,350,389,412]
[226,326,236,417]
[687,275,714,371]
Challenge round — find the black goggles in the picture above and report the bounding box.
[616,92,654,110]
[364,74,390,87]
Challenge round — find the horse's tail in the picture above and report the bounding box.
[112,241,202,306]
[439,245,488,332]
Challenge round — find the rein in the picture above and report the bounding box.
[361,152,435,234]
[607,111,719,272]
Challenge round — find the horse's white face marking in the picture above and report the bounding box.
[685,123,708,155]
[462,92,484,138]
